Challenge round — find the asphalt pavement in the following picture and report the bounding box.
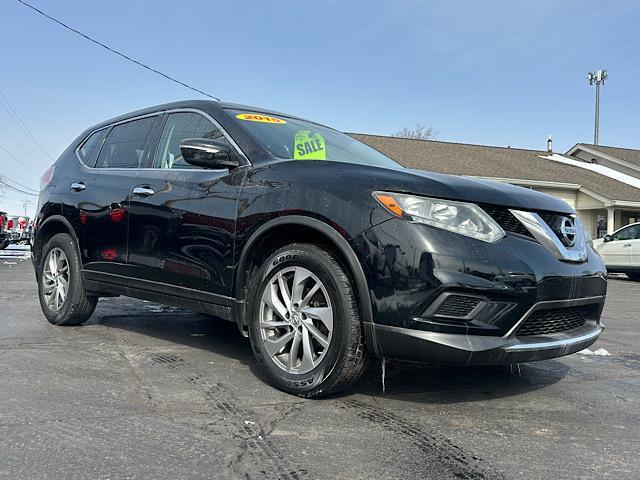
[0,245,638,479]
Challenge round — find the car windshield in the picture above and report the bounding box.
[226,109,402,169]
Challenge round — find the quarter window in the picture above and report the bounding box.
[95,116,158,169]
[78,128,107,166]
[153,112,229,169]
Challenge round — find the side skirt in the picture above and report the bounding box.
[83,270,234,321]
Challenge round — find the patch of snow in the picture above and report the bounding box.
[540,154,640,190]
[0,248,31,260]
[7,244,30,250]
[578,347,612,357]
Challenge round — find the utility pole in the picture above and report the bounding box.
[23,198,32,216]
[587,69,608,145]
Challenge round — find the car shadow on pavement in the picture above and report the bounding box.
[347,358,570,404]
[91,302,569,404]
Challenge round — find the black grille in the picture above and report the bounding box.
[516,307,588,337]
[481,205,532,237]
[482,206,572,243]
[538,212,560,227]
[538,212,567,243]
[435,294,482,318]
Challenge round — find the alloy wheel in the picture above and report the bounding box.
[42,247,70,312]
[259,266,334,374]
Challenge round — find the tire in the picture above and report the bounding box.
[247,243,370,398]
[0,240,8,250]
[627,273,640,282]
[37,233,97,326]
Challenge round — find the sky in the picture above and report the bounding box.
[1,0,639,217]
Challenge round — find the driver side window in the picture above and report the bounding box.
[612,225,640,241]
[153,112,230,169]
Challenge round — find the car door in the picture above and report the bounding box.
[628,224,640,268]
[597,224,637,267]
[126,110,244,298]
[71,114,161,276]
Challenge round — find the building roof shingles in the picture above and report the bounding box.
[350,133,640,203]
[579,144,640,168]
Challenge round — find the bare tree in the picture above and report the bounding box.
[392,123,438,140]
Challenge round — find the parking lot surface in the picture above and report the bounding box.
[1,245,638,479]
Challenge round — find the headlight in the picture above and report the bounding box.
[373,191,505,243]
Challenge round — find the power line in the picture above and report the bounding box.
[0,175,38,197]
[0,172,38,192]
[17,0,221,101]
[0,142,42,176]
[0,178,38,196]
[0,122,50,167]
[0,90,55,162]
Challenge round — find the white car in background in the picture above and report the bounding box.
[593,222,640,281]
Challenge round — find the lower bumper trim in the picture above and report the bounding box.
[504,328,602,352]
[373,323,603,365]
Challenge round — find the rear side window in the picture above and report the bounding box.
[95,116,158,169]
[153,112,229,169]
[77,128,107,166]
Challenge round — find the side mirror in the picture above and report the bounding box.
[180,138,239,169]
[603,234,612,242]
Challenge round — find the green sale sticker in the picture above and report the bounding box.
[294,130,326,160]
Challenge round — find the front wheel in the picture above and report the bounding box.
[247,243,370,397]
[0,240,9,250]
[38,233,97,326]
[627,272,640,282]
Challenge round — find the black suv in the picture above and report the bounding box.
[32,101,607,397]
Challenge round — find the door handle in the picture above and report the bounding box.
[132,186,155,197]
[624,243,632,247]
[70,182,86,192]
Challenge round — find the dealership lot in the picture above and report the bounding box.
[0,248,638,480]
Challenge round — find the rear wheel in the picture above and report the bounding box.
[38,233,97,326]
[247,243,369,397]
[627,272,640,282]
[0,240,8,250]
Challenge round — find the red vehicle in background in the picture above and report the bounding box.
[0,213,31,250]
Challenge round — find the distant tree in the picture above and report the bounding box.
[392,123,438,140]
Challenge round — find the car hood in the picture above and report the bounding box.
[262,160,576,214]
[338,163,575,213]
[401,169,574,213]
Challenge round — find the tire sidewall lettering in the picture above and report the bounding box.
[251,248,345,393]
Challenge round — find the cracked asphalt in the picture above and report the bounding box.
[1,246,638,479]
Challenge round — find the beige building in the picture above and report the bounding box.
[351,134,640,239]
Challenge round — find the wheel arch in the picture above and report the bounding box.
[33,215,82,268]
[234,216,379,354]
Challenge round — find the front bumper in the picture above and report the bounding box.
[351,217,607,364]
[373,298,603,365]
